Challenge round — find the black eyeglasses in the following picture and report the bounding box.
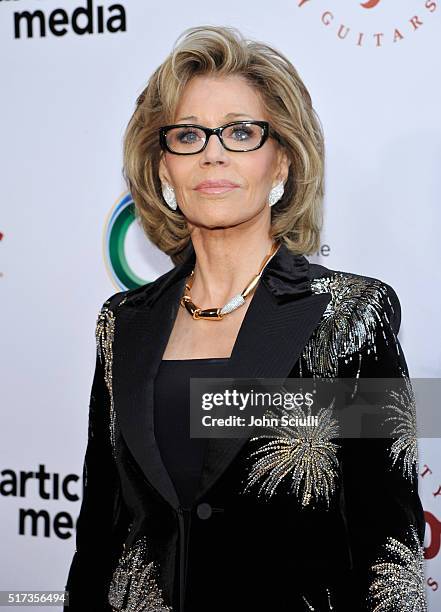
[159,120,271,155]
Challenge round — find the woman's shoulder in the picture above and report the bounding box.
[307,261,402,336]
[299,261,407,378]
[97,275,166,315]
[99,263,186,315]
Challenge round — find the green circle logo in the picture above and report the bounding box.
[104,192,150,290]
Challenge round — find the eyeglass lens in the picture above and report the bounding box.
[165,122,264,153]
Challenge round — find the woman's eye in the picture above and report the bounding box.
[178,130,200,143]
[231,127,252,140]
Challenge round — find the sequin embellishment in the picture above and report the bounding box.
[302,274,391,377]
[383,375,419,482]
[95,302,117,457]
[367,525,427,611]
[302,587,334,610]
[108,535,172,612]
[241,395,340,507]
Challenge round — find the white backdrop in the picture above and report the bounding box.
[1,0,440,609]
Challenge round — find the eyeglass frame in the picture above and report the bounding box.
[158,120,273,155]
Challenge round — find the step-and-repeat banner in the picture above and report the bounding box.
[2,1,440,609]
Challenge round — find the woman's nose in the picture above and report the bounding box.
[199,133,229,164]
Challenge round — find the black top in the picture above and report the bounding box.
[154,357,230,508]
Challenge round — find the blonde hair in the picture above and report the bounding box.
[122,25,325,265]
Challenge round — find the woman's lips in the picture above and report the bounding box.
[195,185,239,194]
[195,181,240,194]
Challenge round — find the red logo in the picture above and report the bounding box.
[297,1,437,48]
[360,0,381,8]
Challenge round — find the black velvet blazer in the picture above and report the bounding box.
[64,242,427,612]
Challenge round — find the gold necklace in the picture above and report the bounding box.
[180,242,280,320]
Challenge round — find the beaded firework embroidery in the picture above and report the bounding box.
[108,535,172,612]
[367,525,427,611]
[302,274,394,378]
[95,295,127,458]
[241,395,340,507]
[383,375,419,483]
[302,587,335,610]
[95,304,117,457]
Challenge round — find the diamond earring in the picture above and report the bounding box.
[268,180,284,207]
[162,182,177,210]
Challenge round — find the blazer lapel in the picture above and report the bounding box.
[113,243,331,510]
[113,270,192,511]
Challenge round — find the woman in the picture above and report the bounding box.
[64,25,427,611]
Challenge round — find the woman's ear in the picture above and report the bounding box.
[276,147,291,184]
[158,154,170,186]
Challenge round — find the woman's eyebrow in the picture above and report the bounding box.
[176,112,255,122]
